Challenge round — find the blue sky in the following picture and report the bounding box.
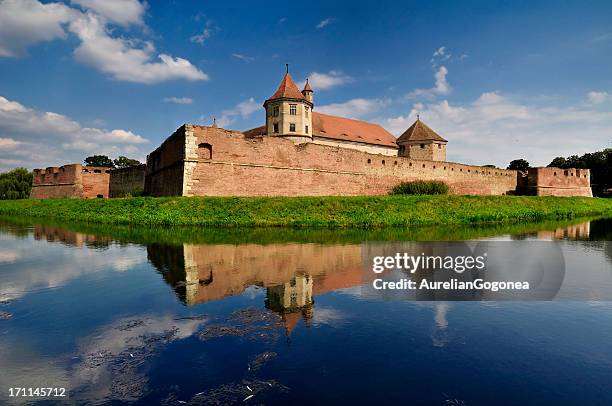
[0,0,611,171]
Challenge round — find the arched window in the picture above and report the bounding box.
[198,143,213,160]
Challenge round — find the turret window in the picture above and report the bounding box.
[305,106,309,117]
[420,144,425,148]
[273,123,279,133]
[289,104,297,115]
[289,123,296,132]
[305,125,309,133]
[273,106,279,117]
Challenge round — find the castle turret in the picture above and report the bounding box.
[396,117,448,161]
[302,78,314,103]
[263,65,313,142]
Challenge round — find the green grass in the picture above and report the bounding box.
[1,195,611,228]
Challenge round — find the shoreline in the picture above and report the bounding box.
[0,195,611,228]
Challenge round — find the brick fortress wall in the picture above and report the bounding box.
[31,164,111,199]
[147,125,520,197]
[109,164,146,197]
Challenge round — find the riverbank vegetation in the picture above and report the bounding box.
[1,195,611,228]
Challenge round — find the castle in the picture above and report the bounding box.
[31,69,592,198]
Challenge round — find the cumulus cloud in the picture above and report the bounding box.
[0,0,207,84]
[407,66,451,98]
[69,13,207,84]
[316,18,334,29]
[216,97,260,127]
[587,91,609,104]
[163,96,194,105]
[0,0,77,57]
[70,0,145,26]
[299,70,352,91]
[317,98,388,119]
[0,95,147,170]
[379,91,612,167]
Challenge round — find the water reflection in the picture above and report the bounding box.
[1,217,612,405]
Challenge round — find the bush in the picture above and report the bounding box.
[389,180,449,195]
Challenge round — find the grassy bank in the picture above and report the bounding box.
[1,195,611,228]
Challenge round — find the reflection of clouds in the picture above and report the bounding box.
[0,250,18,263]
[311,307,346,327]
[0,314,206,404]
[0,237,146,301]
[432,302,450,347]
[434,302,449,329]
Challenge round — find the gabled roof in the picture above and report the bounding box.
[397,119,447,143]
[312,112,398,148]
[242,112,398,148]
[267,73,306,102]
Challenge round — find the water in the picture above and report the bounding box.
[0,217,611,405]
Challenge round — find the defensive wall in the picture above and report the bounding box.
[31,164,111,199]
[146,124,520,197]
[526,167,592,197]
[109,164,146,197]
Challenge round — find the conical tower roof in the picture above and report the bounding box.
[302,78,313,92]
[267,73,306,101]
[397,118,447,143]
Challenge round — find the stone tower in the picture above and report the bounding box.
[263,66,313,142]
[396,117,448,161]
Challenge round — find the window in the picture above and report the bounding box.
[289,104,297,115]
[273,106,279,117]
[420,143,425,148]
[382,160,385,165]
[305,106,309,117]
[273,123,279,133]
[438,144,442,149]
[305,125,309,133]
[198,143,212,159]
[94,169,101,173]
[367,159,371,164]
[289,123,296,132]
[399,145,405,153]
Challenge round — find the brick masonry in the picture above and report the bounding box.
[109,164,146,197]
[31,164,111,199]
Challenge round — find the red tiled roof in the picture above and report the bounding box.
[267,73,306,101]
[312,112,398,148]
[397,119,447,143]
[242,112,399,148]
[302,79,313,92]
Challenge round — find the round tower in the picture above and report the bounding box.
[263,65,313,143]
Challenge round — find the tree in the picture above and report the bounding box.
[0,168,33,200]
[507,159,530,171]
[547,148,611,196]
[84,155,115,168]
[482,164,497,168]
[113,156,141,168]
[548,157,567,168]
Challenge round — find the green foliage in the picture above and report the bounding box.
[0,168,32,200]
[390,180,449,195]
[482,164,497,168]
[1,195,611,228]
[84,155,115,168]
[113,156,141,168]
[507,159,530,171]
[548,148,611,196]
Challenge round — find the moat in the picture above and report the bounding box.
[1,217,611,405]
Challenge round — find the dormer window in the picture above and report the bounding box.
[289,104,297,115]
[273,106,279,117]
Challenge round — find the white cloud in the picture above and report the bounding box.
[0,0,77,57]
[316,18,334,29]
[587,91,609,104]
[190,20,216,45]
[216,97,260,127]
[300,70,352,91]
[430,46,451,66]
[0,95,147,170]
[379,91,612,167]
[232,53,255,63]
[317,98,388,119]
[163,96,194,105]
[71,0,145,26]
[69,13,207,84]
[407,66,451,98]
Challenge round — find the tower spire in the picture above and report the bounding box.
[286,63,289,74]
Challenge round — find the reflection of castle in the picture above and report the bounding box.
[147,242,366,333]
[33,225,112,247]
[265,274,314,335]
